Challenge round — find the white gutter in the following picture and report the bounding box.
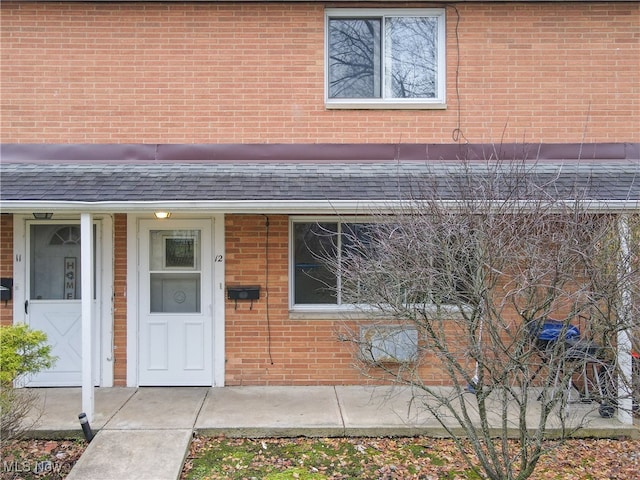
[1,199,639,215]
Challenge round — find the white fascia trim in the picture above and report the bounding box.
[1,200,391,215]
[1,199,639,215]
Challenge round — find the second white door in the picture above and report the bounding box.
[138,219,213,386]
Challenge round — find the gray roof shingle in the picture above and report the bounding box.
[1,161,639,203]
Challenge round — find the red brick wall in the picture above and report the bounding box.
[224,214,457,385]
[1,2,638,144]
[113,213,127,386]
[0,215,13,326]
[105,212,408,386]
[225,215,362,384]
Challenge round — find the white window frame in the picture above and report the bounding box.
[325,8,446,110]
[290,216,373,313]
[289,216,475,317]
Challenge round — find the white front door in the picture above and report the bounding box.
[138,219,213,386]
[26,222,100,386]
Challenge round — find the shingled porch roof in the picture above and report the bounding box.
[1,143,638,213]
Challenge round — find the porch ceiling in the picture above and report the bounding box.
[1,143,638,213]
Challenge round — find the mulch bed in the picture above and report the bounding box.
[1,439,86,480]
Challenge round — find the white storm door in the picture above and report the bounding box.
[26,223,100,387]
[138,220,213,386]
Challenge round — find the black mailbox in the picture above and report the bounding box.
[227,286,260,310]
[227,286,260,300]
[1,278,13,304]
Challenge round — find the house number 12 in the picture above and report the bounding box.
[215,255,223,262]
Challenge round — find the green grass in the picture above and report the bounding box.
[187,438,364,479]
[184,437,478,480]
[185,436,639,480]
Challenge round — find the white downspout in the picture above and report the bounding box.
[81,213,95,422]
[617,214,633,425]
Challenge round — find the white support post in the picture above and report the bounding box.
[81,213,95,422]
[617,214,633,425]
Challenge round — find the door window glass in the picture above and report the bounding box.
[30,224,95,300]
[149,230,201,313]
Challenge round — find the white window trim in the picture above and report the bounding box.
[289,216,371,312]
[325,8,447,110]
[289,216,473,317]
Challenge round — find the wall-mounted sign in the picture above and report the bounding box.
[64,257,77,299]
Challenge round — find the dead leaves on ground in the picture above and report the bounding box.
[0,439,86,480]
[181,436,640,480]
[1,435,638,480]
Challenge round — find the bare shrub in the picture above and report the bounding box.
[314,159,639,480]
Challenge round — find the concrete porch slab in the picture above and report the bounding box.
[104,387,208,430]
[21,387,136,438]
[336,385,461,436]
[195,386,345,437]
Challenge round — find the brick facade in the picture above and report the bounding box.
[1,1,637,386]
[224,215,360,385]
[0,215,13,327]
[99,213,469,386]
[223,214,457,386]
[107,211,449,387]
[1,2,638,145]
[113,213,128,385]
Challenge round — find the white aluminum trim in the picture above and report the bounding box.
[212,213,226,387]
[2,199,639,214]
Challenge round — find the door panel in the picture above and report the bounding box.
[184,321,206,370]
[138,220,213,386]
[29,301,82,385]
[147,321,169,370]
[26,222,99,387]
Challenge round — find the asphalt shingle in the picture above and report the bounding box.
[1,161,638,204]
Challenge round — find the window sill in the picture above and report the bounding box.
[325,101,447,110]
[289,304,469,320]
[289,308,383,320]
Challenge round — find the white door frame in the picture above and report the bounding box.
[126,214,225,387]
[12,214,114,387]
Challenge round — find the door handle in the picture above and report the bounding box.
[24,300,28,315]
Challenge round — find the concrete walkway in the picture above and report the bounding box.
[21,386,639,480]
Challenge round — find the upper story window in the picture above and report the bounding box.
[325,8,446,110]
